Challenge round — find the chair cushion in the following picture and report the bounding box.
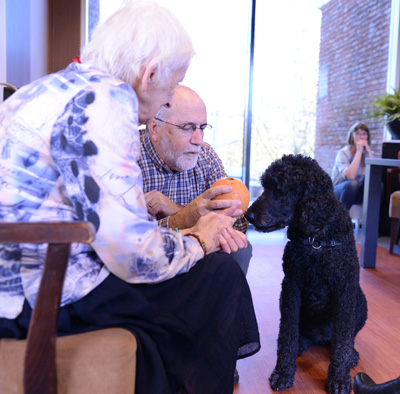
[0,327,137,394]
[390,191,400,218]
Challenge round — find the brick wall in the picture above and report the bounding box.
[315,0,392,174]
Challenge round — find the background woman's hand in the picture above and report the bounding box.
[355,139,369,153]
[355,139,373,158]
[364,142,373,158]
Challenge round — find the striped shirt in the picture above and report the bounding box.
[138,129,248,233]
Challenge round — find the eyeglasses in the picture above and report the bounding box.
[155,117,213,135]
[353,131,368,137]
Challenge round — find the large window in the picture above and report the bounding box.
[95,1,321,201]
[96,0,252,179]
[156,0,253,184]
[251,1,321,198]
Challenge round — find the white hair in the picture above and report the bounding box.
[155,85,200,121]
[81,0,195,86]
[155,104,169,121]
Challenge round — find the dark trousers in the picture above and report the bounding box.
[0,253,260,394]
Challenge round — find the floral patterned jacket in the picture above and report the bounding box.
[0,63,202,319]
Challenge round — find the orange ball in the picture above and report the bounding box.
[210,177,250,215]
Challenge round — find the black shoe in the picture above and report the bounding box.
[234,368,239,384]
[353,372,400,394]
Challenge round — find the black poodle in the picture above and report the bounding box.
[245,154,368,394]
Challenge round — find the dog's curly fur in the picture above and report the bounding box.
[245,154,368,394]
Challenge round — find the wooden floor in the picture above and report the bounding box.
[233,243,400,394]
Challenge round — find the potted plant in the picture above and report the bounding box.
[369,88,400,139]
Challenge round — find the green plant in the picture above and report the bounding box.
[368,88,400,123]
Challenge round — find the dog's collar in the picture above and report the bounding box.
[294,237,345,250]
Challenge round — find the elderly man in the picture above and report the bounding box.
[138,85,252,277]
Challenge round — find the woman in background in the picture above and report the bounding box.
[331,122,374,210]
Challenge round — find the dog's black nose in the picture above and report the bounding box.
[245,210,256,224]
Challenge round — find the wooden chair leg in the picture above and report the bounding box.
[397,221,400,246]
[390,218,400,254]
[24,243,70,394]
[0,222,95,394]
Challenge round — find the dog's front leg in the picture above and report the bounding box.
[269,277,302,391]
[326,283,357,394]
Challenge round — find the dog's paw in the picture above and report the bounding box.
[325,377,352,394]
[269,369,295,391]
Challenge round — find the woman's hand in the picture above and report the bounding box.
[346,138,373,180]
[363,142,374,158]
[186,208,247,255]
[218,227,248,254]
[355,138,369,153]
[355,139,373,158]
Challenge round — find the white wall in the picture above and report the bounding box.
[0,0,7,101]
[3,0,49,89]
[384,0,400,140]
[0,0,6,85]
[30,0,48,82]
[388,0,400,92]
[81,0,88,50]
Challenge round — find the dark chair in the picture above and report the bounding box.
[0,82,17,101]
[0,222,137,394]
[389,192,400,254]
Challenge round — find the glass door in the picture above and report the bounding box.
[94,0,321,202]
[96,0,253,182]
[156,0,253,182]
[251,0,321,199]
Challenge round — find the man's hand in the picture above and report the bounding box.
[169,185,242,229]
[145,190,183,218]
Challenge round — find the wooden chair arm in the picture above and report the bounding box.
[0,221,95,394]
[0,222,95,244]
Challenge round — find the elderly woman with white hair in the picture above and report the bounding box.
[0,1,260,393]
